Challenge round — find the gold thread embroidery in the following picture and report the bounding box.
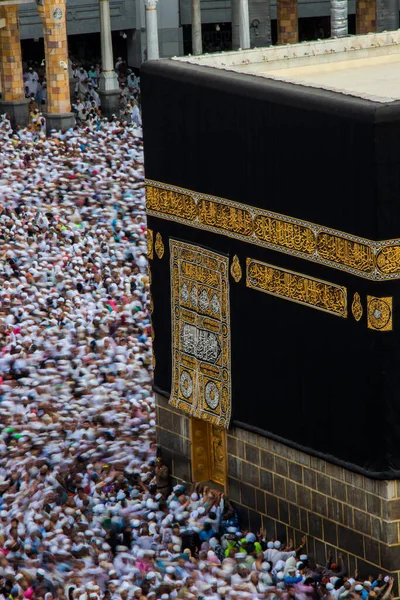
[376,246,400,274]
[145,180,400,281]
[351,293,363,322]
[147,228,154,260]
[246,258,347,318]
[146,185,197,221]
[254,215,316,255]
[230,255,242,283]
[317,233,375,274]
[148,263,152,285]
[170,240,231,429]
[367,297,393,331]
[198,198,253,237]
[155,232,165,259]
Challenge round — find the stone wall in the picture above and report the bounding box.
[227,426,400,594]
[155,393,192,488]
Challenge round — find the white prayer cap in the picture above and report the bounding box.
[326,584,334,591]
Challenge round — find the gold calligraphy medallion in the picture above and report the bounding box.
[351,293,363,322]
[230,255,242,283]
[155,232,165,259]
[147,228,154,260]
[367,297,393,331]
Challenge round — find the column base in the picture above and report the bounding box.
[0,98,30,129]
[99,70,120,92]
[98,89,121,120]
[45,112,76,133]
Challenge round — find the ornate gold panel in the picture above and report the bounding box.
[146,185,197,221]
[147,228,154,260]
[198,198,253,237]
[170,240,231,429]
[367,296,393,331]
[316,233,375,274]
[155,232,164,259]
[253,215,316,255]
[376,246,400,275]
[209,424,227,486]
[352,293,363,322]
[246,258,347,317]
[191,418,210,483]
[146,180,400,281]
[191,417,227,488]
[230,255,242,283]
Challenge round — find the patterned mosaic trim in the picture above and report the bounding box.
[246,258,347,318]
[169,240,231,429]
[146,180,400,281]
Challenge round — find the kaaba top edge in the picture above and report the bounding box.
[172,30,400,106]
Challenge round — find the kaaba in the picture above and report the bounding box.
[142,31,400,586]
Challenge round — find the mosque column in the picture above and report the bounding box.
[376,0,399,32]
[238,0,250,49]
[231,0,240,49]
[98,0,120,119]
[277,0,298,44]
[0,4,29,128]
[37,0,75,131]
[145,0,160,60]
[356,0,376,34]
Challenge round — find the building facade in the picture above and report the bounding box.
[17,0,183,67]
[14,0,399,66]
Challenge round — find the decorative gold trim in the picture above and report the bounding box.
[351,293,363,322]
[246,258,347,318]
[147,228,154,260]
[146,180,400,281]
[230,255,242,283]
[169,240,231,429]
[367,296,393,331]
[155,232,164,259]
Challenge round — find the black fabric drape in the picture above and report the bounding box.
[142,60,400,478]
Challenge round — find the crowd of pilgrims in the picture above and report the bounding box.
[23,57,141,131]
[0,73,397,600]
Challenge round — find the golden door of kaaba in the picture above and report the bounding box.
[166,239,231,490]
[191,417,227,488]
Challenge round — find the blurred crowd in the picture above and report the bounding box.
[0,93,396,600]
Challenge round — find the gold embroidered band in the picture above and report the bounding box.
[146,180,400,281]
[246,258,347,318]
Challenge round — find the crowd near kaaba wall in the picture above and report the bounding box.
[141,54,400,589]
